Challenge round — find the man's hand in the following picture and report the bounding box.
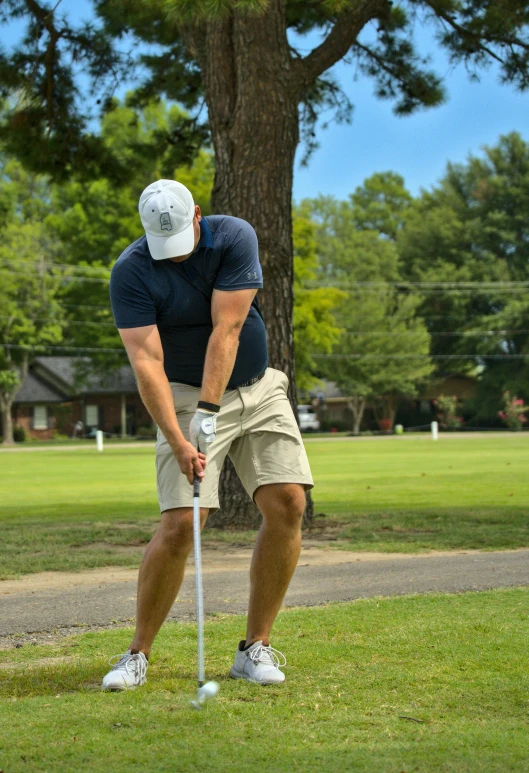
[189,409,217,454]
[172,439,207,485]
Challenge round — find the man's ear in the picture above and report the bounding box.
[195,205,202,222]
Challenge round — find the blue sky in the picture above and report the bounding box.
[293,25,528,201]
[5,1,528,201]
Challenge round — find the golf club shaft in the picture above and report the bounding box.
[193,474,205,687]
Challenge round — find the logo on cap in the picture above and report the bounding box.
[160,212,172,231]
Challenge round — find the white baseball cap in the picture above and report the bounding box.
[139,179,196,260]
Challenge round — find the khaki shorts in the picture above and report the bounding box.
[156,367,314,513]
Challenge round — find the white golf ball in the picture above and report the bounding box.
[199,681,219,699]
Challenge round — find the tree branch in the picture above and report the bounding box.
[293,0,391,89]
[354,40,404,81]
[422,0,529,59]
[434,10,504,64]
[24,0,62,125]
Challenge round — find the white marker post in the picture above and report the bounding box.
[96,429,104,452]
[431,421,439,441]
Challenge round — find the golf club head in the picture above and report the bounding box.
[190,680,220,710]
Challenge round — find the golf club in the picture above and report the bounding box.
[190,470,219,710]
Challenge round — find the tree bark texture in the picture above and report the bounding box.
[0,401,14,445]
[186,3,309,528]
[0,358,26,445]
[182,0,388,528]
[349,396,366,435]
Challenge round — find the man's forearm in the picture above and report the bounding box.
[134,360,185,449]
[200,326,241,405]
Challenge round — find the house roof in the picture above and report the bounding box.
[14,370,70,404]
[14,357,137,404]
[306,381,345,400]
[302,373,479,404]
[34,357,137,394]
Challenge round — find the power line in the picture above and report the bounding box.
[2,317,527,335]
[0,270,109,284]
[0,259,111,276]
[343,330,529,337]
[0,316,117,327]
[6,263,528,287]
[307,287,529,295]
[4,265,529,288]
[313,353,529,360]
[2,343,527,360]
[13,306,477,319]
[62,303,111,310]
[305,280,529,288]
[6,302,114,310]
[3,344,127,354]
[3,267,529,292]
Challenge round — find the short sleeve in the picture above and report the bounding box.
[110,259,157,329]
[214,219,263,291]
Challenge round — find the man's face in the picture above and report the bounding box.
[170,205,202,263]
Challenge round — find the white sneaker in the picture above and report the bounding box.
[230,640,286,685]
[101,651,148,691]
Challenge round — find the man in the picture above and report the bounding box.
[103,179,313,690]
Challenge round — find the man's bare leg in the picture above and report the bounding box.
[245,483,306,646]
[129,506,208,657]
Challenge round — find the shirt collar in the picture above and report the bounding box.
[197,217,214,250]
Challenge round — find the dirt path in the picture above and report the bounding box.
[2,545,529,649]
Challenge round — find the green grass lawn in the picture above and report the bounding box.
[1,589,529,772]
[1,435,528,577]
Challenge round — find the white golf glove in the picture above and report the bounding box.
[189,408,217,454]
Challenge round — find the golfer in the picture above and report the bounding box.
[103,179,313,690]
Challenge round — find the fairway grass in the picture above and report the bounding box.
[1,435,529,577]
[1,589,529,772]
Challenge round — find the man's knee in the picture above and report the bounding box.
[157,507,208,554]
[255,483,306,529]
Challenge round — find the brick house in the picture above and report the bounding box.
[302,374,478,432]
[10,357,153,440]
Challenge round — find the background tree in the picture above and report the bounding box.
[0,161,66,444]
[319,290,432,431]
[398,132,529,422]
[302,180,430,430]
[45,99,215,377]
[1,0,528,522]
[292,210,345,393]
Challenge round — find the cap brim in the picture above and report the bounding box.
[146,221,195,261]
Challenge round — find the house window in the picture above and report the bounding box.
[33,405,48,430]
[86,405,99,426]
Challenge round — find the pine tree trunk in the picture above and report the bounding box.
[186,5,314,528]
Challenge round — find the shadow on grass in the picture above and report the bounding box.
[0,656,233,699]
[306,507,529,552]
[3,504,529,579]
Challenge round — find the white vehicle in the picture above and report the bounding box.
[297,405,321,433]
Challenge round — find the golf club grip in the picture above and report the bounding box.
[193,474,200,497]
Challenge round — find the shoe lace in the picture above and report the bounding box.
[248,644,287,669]
[108,652,146,679]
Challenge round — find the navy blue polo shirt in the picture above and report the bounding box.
[110,216,268,387]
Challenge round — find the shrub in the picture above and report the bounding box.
[319,419,349,433]
[136,425,157,439]
[433,395,464,430]
[498,392,528,431]
[13,425,26,442]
